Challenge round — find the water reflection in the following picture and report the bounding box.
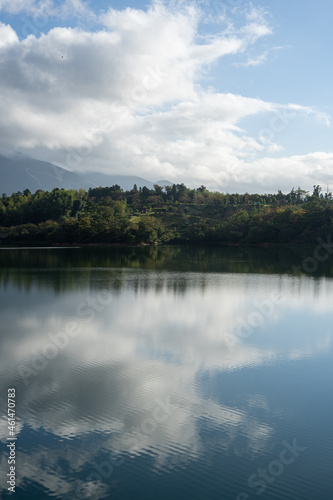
[1,245,333,294]
[0,248,333,499]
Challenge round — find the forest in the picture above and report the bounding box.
[0,183,333,246]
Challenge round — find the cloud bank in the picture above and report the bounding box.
[0,1,331,192]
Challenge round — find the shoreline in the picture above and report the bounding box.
[0,241,317,250]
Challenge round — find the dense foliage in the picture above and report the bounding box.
[0,183,333,245]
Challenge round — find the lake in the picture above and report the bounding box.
[1,245,333,499]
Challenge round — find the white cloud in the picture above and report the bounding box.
[235,45,284,68]
[225,151,333,194]
[0,1,331,192]
[238,49,270,67]
[0,21,19,47]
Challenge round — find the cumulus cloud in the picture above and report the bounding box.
[0,1,331,191]
[0,23,18,48]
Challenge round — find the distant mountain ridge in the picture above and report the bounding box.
[0,155,172,195]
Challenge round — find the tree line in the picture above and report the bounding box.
[0,183,332,245]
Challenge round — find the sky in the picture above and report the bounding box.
[0,0,332,193]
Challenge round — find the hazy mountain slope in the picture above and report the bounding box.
[80,172,172,191]
[0,155,172,195]
[0,155,81,194]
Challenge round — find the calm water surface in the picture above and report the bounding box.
[0,245,333,499]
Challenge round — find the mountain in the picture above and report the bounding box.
[0,155,80,195]
[80,172,172,192]
[0,155,172,195]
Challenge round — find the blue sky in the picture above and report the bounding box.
[0,0,332,192]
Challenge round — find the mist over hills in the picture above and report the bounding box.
[0,155,172,195]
